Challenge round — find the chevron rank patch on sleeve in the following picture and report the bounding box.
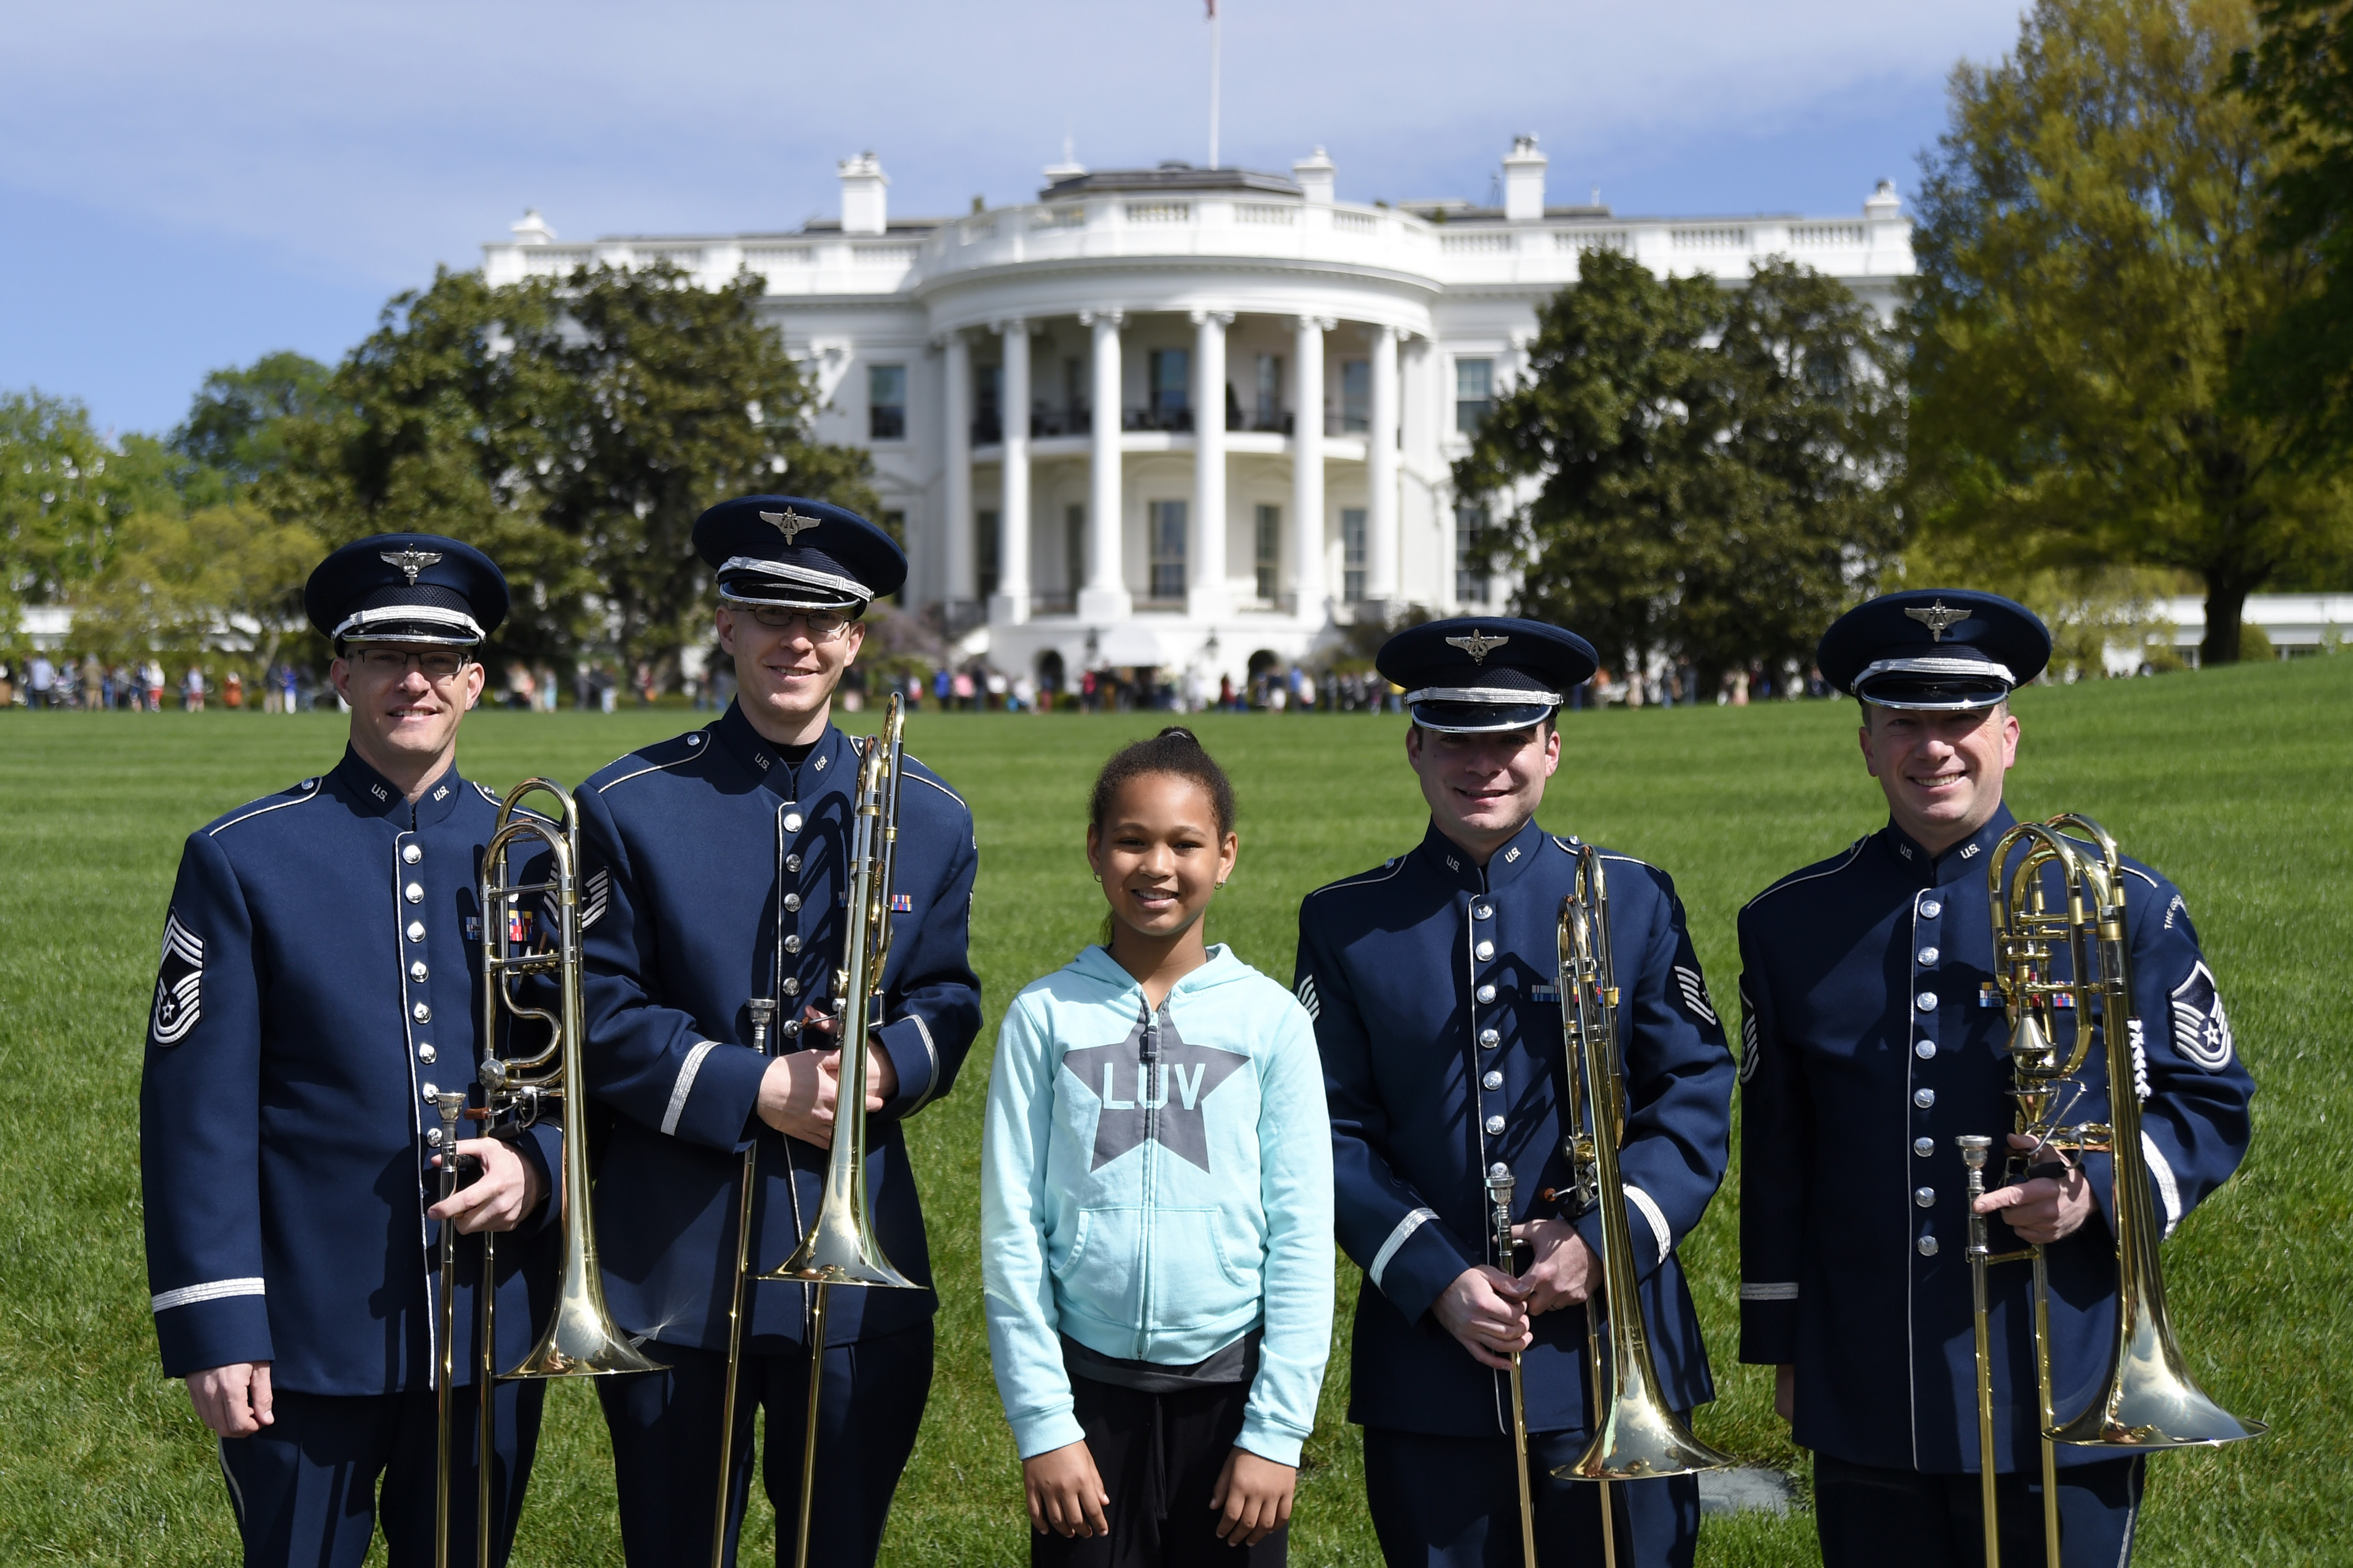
[582,867,610,930]
[1738,998,1762,1085]
[1673,964,1717,1026]
[2169,961,2235,1070]
[1295,974,1321,1021]
[151,911,204,1046]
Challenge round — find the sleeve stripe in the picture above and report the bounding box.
[152,1277,266,1314]
[1623,1184,1674,1266]
[2142,1132,2182,1240]
[899,1014,942,1113]
[1739,1281,1800,1302]
[660,1041,721,1136]
[1369,1207,1438,1290]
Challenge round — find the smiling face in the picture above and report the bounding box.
[329,642,486,792]
[1407,721,1561,864]
[1858,701,2018,854]
[716,602,867,746]
[1086,772,1239,950]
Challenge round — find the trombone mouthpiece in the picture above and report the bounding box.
[1956,1134,1993,1169]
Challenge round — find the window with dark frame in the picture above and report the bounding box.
[869,365,906,441]
[1254,504,1281,602]
[1148,500,1188,601]
[1342,507,1367,601]
[977,509,1000,600]
[1455,502,1490,604]
[1339,360,1370,433]
[1454,358,1493,434]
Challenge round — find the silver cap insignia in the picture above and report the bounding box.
[1903,600,1969,642]
[760,508,819,545]
[1443,631,1509,664]
[379,549,443,586]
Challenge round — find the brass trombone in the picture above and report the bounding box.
[1543,843,1732,1568]
[432,778,665,1568]
[1960,815,2263,1568]
[711,697,922,1568]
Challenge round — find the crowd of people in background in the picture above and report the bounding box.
[0,647,1845,716]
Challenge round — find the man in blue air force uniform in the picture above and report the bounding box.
[140,535,560,1566]
[1737,590,2256,1566]
[577,496,981,1567]
[1295,619,1736,1567]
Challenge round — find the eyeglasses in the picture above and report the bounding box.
[741,606,855,640]
[353,648,471,681]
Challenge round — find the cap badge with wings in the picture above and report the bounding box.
[1903,600,1969,643]
[760,508,819,545]
[1443,630,1509,664]
[379,549,442,586]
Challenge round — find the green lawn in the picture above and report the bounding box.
[3,656,2345,1565]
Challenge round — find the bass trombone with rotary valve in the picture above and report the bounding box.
[1957,814,2261,1568]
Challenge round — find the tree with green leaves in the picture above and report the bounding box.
[173,351,336,491]
[73,503,322,673]
[2230,2,2353,464]
[1909,0,2352,665]
[1,392,199,629]
[264,262,875,680]
[1452,250,1907,690]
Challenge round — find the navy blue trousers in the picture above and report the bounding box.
[215,1380,545,1568]
[1814,1452,2144,1568]
[598,1323,933,1568]
[1362,1427,1699,1568]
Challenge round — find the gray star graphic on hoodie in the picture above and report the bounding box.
[1061,1002,1247,1173]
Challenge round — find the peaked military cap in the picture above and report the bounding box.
[692,495,907,613]
[1376,616,1598,734]
[1817,588,2050,711]
[304,533,509,648]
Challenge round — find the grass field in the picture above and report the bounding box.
[3,655,2346,1565]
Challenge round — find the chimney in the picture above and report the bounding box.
[1503,135,1547,221]
[839,152,889,235]
[1293,147,1336,206]
[511,209,556,245]
[1864,179,1901,223]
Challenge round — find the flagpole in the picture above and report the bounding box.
[1207,1,1221,169]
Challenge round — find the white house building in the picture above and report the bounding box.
[481,138,1916,690]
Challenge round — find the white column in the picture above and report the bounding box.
[942,330,975,610]
[992,319,1031,623]
[1081,310,1131,619]
[1190,309,1233,621]
[1290,315,1330,623]
[1366,322,1399,608]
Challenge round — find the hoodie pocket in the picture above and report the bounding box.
[1154,1207,1258,1328]
[1052,1207,1145,1329]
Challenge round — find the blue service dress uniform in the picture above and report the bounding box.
[1737,805,2255,1564]
[575,700,981,1566]
[140,749,561,1567]
[1296,816,1735,1568]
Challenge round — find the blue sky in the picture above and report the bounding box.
[0,1,2027,438]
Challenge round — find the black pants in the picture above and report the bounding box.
[1362,1426,1699,1568]
[598,1324,932,1568]
[1032,1373,1287,1568]
[216,1381,544,1568]
[1814,1452,2145,1568]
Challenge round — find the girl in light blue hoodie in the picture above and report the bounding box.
[982,728,1334,1566]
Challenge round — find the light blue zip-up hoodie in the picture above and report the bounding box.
[982,943,1334,1465]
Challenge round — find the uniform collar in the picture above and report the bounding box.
[1417,815,1548,893]
[713,699,848,797]
[1879,802,2016,885]
[330,747,468,827]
